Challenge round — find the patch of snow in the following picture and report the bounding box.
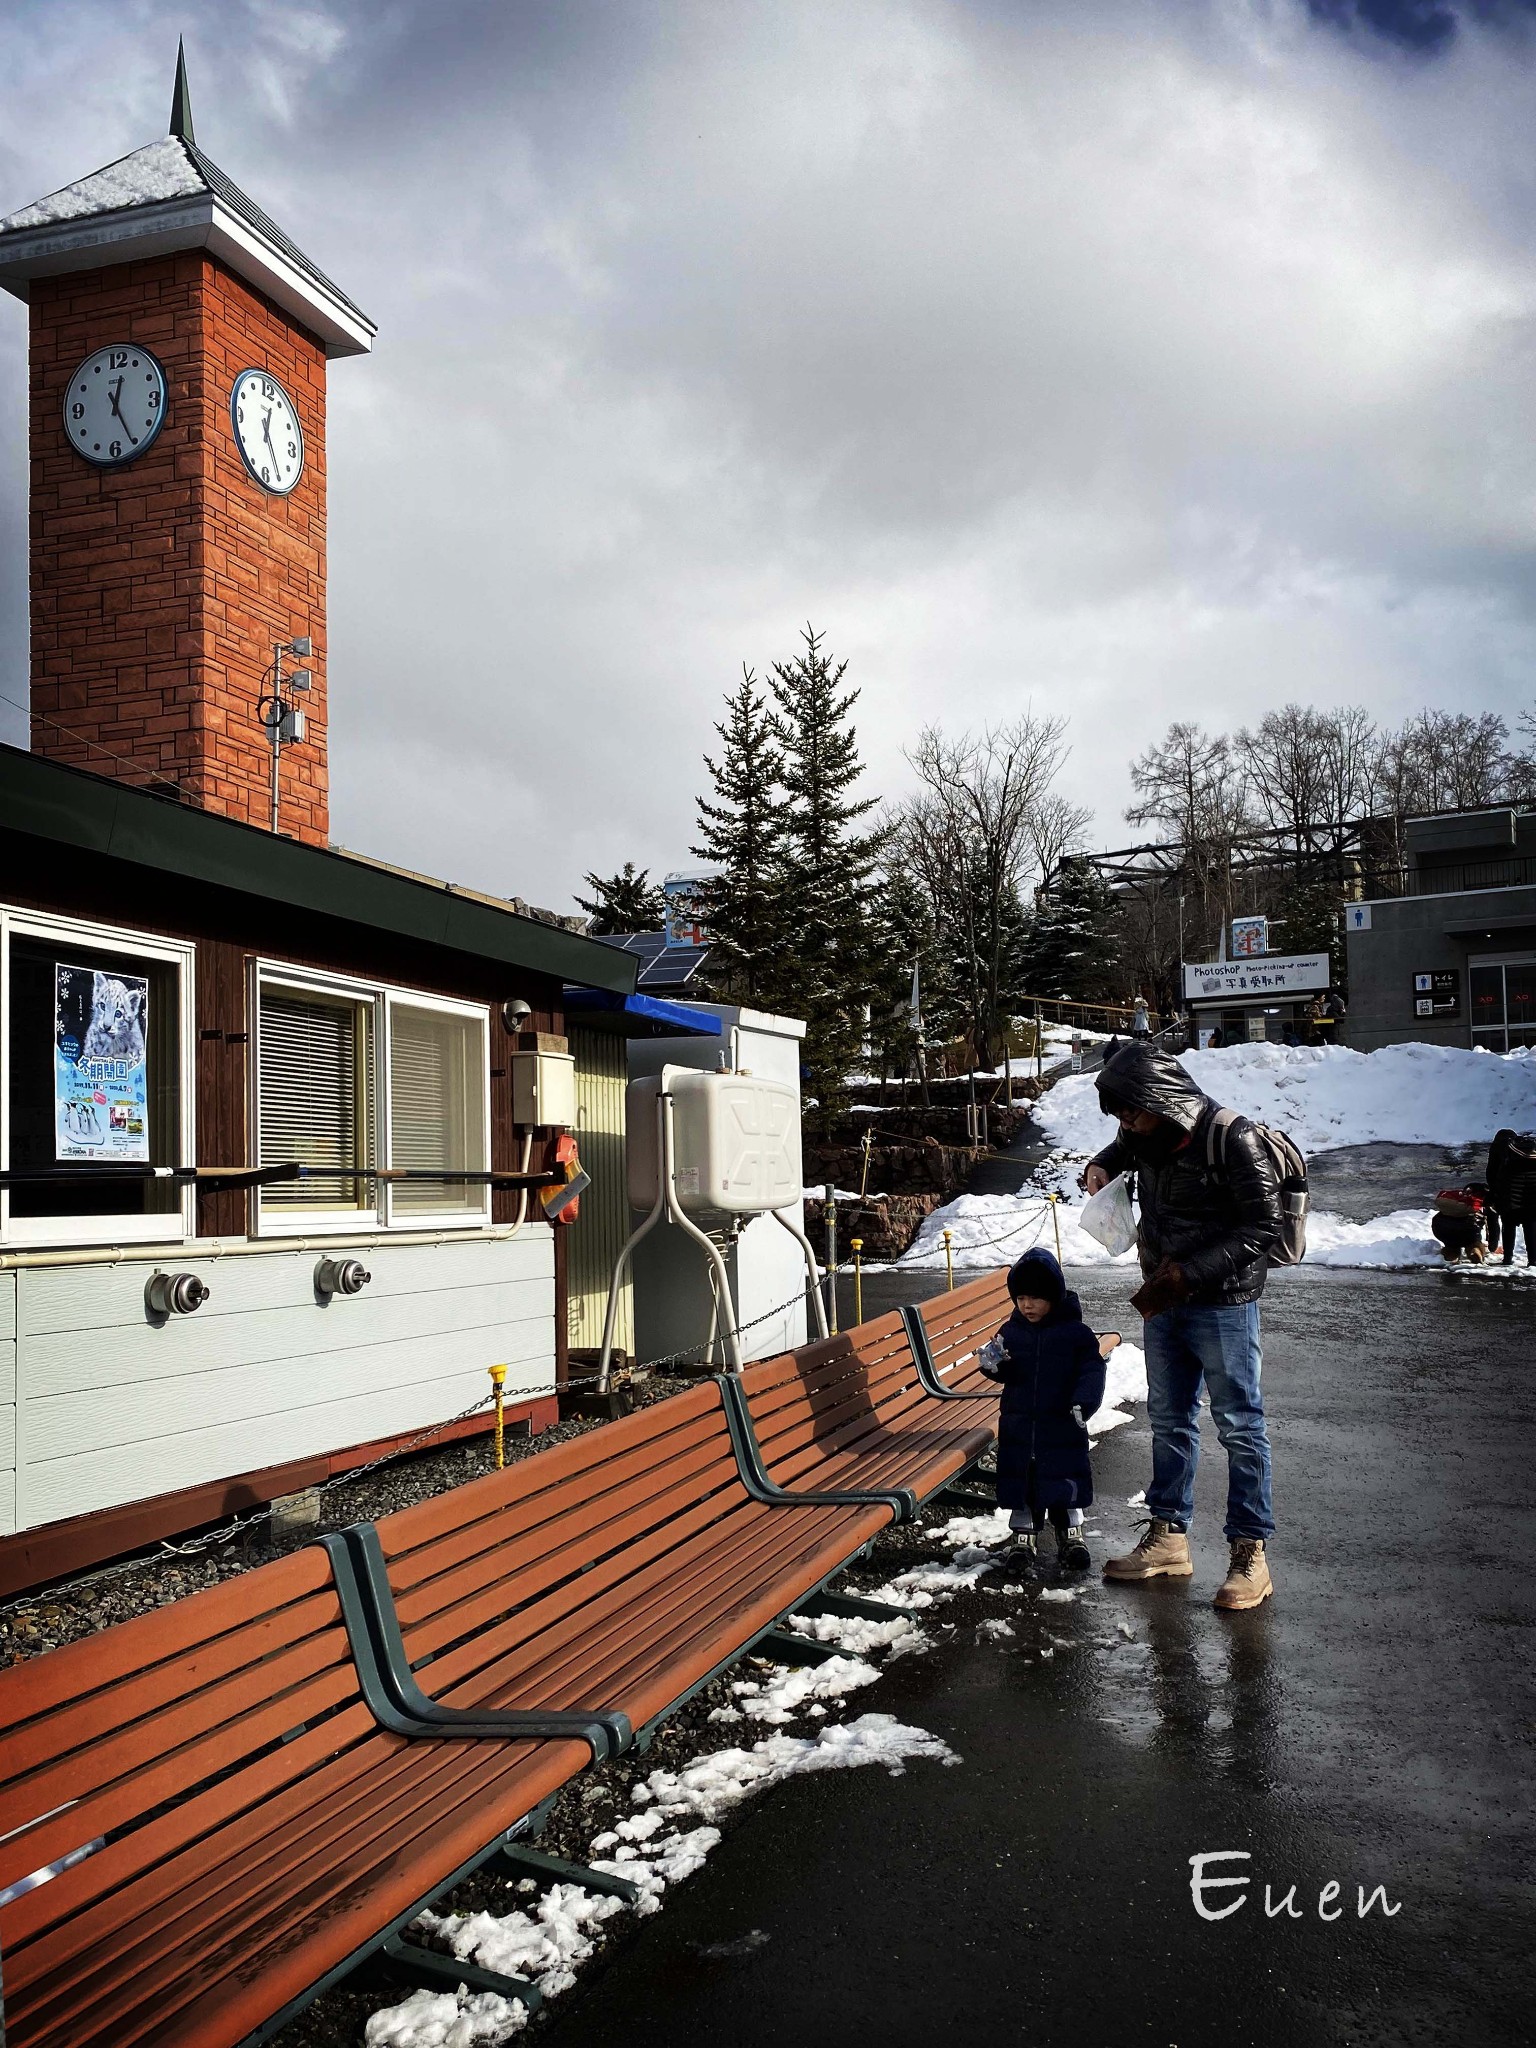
[1,138,204,233]
[726,1653,881,1724]
[784,1610,918,1656]
[1038,1585,1085,1603]
[980,1618,1015,1639]
[630,1713,958,1827]
[364,1986,526,2046]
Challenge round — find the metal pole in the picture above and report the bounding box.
[943,1227,954,1292]
[824,1185,838,1335]
[850,1238,863,1327]
[269,641,283,832]
[489,1364,507,1467]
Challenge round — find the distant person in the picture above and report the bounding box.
[1431,1184,1498,1264]
[1083,1041,1284,1610]
[1131,997,1152,1040]
[978,1248,1106,1570]
[1204,1026,1223,1050]
[1487,1129,1536,1267]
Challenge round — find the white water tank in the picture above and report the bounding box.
[626,1065,801,1215]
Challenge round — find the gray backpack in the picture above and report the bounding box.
[1204,1108,1308,1265]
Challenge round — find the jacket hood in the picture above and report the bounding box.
[1095,1040,1211,1134]
[1008,1247,1064,1302]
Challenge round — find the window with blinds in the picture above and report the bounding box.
[387,1002,488,1216]
[258,988,374,1209]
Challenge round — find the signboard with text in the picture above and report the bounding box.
[1183,954,1330,1003]
[1413,970,1460,1020]
[54,962,150,1162]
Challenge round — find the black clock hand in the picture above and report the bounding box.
[107,378,140,445]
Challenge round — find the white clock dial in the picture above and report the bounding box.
[230,368,304,495]
[63,345,167,466]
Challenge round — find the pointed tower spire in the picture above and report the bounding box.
[169,38,195,146]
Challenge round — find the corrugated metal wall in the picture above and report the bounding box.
[567,1026,634,1355]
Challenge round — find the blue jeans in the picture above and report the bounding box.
[1143,1301,1274,1542]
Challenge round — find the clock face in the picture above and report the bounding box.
[63,345,167,466]
[230,368,305,495]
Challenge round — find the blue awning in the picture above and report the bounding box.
[563,987,722,1036]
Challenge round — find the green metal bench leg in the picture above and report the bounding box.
[713,1375,919,1522]
[899,1303,997,1402]
[796,1588,918,1623]
[754,1626,844,1665]
[320,1529,632,1761]
[381,1931,541,2011]
[492,1844,640,1903]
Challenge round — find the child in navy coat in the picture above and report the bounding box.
[980,1247,1107,1569]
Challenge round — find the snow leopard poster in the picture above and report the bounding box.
[54,962,150,1162]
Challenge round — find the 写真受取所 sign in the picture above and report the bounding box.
[1183,954,1330,1002]
[54,961,150,1162]
[1413,970,1460,1020]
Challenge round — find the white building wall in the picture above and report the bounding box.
[7,1232,553,1533]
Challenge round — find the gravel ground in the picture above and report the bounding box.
[0,1370,700,1668]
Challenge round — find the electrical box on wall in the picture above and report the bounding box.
[511,1050,577,1128]
[626,1066,801,1215]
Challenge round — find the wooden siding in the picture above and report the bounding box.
[566,1027,634,1355]
[0,1274,15,1536]
[12,1233,554,1531]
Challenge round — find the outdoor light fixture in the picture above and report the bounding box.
[502,998,533,1031]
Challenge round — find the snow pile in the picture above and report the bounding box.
[1093,1342,1148,1433]
[365,1987,526,2046]
[1,139,204,233]
[714,1652,881,1725]
[626,1714,958,1830]
[782,1610,918,1656]
[1034,1041,1536,1159]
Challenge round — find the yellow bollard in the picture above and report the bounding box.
[943,1227,954,1292]
[851,1238,864,1327]
[1049,1193,1063,1263]
[489,1363,507,1469]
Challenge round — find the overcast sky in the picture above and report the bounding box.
[3,0,1536,911]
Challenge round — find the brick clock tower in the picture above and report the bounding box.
[0,47,373,845]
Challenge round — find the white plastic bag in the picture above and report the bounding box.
[1079,1173,1137,1257]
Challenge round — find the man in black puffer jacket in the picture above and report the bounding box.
[1083,1041,1283,1610]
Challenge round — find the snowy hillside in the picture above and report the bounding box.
[901,1041,1536,1274]
[1034,1041,1536,1159]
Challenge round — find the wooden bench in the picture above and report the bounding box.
[0,1549,610,2048]
[728,1308,996,1513]
[0,1282,1012,2048]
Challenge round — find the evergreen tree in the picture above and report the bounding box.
[769,626,882,1121]
[575,861,665,935]
[1019,858,1122,1004]
[866,866,944,1086]
[691,668,790,1006]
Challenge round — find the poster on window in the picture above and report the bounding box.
[54,963,150,1162]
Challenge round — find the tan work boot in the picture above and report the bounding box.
[1102,1518,1193,1581]
[1214,1538,1272,1610]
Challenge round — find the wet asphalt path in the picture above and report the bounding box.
[549,1265,1534,2048]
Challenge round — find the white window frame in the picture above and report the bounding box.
[0,904,196,1249]
[251,962,492,1235]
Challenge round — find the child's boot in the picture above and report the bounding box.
[1050,1508,1091,1571]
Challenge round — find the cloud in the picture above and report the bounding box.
[2,0,1535,910]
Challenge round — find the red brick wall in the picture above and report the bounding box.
[29,251,329,844]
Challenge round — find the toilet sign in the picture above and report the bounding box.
[1412,970,1459,1020]
[1345,904,1372,932]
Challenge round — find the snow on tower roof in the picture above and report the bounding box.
[0,61,373,357]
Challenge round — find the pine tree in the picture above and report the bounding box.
[692,668,790,1006]
[768,626,882,1121]
[575,861,665,935]
[1020,859,1121,1003]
